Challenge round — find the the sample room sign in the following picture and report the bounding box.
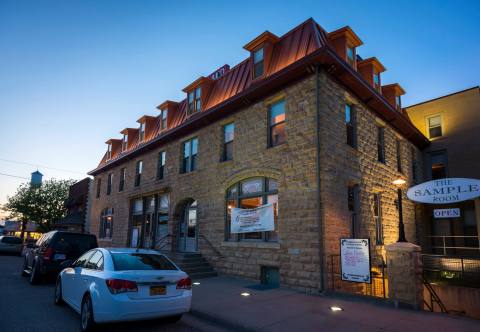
[231,204,274,233]
[407,178,480,204]
[340,239,371,283]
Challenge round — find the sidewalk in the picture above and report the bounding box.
[189,276,479,332]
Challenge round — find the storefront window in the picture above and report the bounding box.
[225,177,279,242]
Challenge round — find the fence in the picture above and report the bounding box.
[423,254,480,288]
[424,236,480,256]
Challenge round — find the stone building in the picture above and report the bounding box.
[88,19,428,292]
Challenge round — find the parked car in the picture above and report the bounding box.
[0,236,23,255]
[22,231,98,284]
[54,248,192,332]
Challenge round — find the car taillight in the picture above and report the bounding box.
[42,247,54,261]
[106,279,138,294]
[176,277,192,290]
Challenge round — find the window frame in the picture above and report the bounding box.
[253,47,265,79]
[345,103,357,148]
[106,143,112,160]
[373,72,381,91]
[268,100,286,148]
[157,151,166,180]
[426,114,443,139]
[135,160,143,187]
[373,193,383,245]
[377,127,386,163]
[222,123,235,162]
[346,45,356,67]
[122,134,128,151]
[106,173,113,195]
[182,137,198,173]
[139,122,145,142]
[119,168,126,192]
[429,149,448,180]
[160,109,168,131]
[187,88,202,115]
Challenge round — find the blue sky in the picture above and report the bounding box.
[0,0,479,208]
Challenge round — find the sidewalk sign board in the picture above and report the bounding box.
[340,238,371,283]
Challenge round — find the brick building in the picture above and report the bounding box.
[88,19,428,292]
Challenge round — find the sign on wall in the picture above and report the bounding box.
[231,204,274,234]
[406,178,480,204]
[434,208,461,219]
[340,239,371,283]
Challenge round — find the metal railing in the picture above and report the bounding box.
[199,234,224,258]
[424,236,480,256]
[423,254,480,287]
[154,234,171,251]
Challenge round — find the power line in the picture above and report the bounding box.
[0,158,86,175]
[0,172,30,180]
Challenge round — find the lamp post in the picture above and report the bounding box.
[392,179,407,243]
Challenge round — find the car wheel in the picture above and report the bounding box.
[54,278,64,305]
[165,314,183,323]
[21,258,28,277]
[29,261,40,285]
[80,294,95,332]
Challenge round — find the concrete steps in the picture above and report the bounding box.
[162,251,217,279]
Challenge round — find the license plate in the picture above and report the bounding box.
[54,254,66,260]
[150,285,166,296]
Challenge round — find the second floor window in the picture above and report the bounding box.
[374,193,383,245]
[222,123,234,161]
[139,122,145,142]
[427,115,442,139]
[396,140,402,173]
[253,47,264,78]
[268,100,286,147]
[119,168,126,192]
[160,109,168,131]
[182,138,198,173]
[377,127,385,163]
[107,173,113,195]
[122,134,128,151]
[430,150,447,180]
[188,87,202,115]
[345,104,356,148]
[96,179,101,198]
[135,160,143,186]
[157,151,166,180]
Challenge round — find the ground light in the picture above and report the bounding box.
[193,282,201,286]
[329,306,343,312]
[240,292,251,297]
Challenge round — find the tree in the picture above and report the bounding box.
[3,178,76,235]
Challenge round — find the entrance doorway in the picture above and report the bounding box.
[177,200,198,252]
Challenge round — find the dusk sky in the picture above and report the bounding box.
[0,0,479,210]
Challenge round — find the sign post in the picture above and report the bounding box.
[340,239,371,283]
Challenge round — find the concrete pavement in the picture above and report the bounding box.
[190,276,480,332]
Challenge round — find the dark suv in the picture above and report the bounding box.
[22,231,97,284]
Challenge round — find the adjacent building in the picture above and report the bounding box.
[88,19,428,292]
[54,178,92,233]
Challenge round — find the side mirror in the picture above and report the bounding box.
[59,260,73,270]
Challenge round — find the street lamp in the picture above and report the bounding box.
[392,178,407,243]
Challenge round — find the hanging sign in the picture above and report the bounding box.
[406,178,480,204]
[231,204,274,234]
[434,208,461,219]
[340,239,371,283]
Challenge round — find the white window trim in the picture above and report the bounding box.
[425,113,443,139]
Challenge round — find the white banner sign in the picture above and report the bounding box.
[231,204,274,234]
[434,208,461,219]
[407,178,480,204]
[340,239,371,283]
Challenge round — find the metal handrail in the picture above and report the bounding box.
[154,234,171,251]
[199,234,223,258]
[424,235,480,256]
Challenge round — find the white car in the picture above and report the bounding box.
[54,248,192,331]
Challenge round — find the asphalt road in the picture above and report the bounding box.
[0,254,225,332]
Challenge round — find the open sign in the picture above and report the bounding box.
[433,208,461,219]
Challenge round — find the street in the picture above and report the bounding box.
[0,254,225,332]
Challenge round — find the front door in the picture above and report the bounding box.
[178,200,198,252]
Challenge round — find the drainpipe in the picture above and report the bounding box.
[315,65,325,292]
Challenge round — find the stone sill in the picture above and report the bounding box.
[221,241,280,249]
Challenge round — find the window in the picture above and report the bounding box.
[119,168,126,192]
[107,173,113,195]
[430,150,447,180]
[86,250,104,270]
[345,104,356,148]
[188,87,202,115]
[348,184,359,238]
[139,122,145,142]
[74,251,94,268]
[225,177,279,242]
[157,194,169,239]
[427,115,442,139]
[373,193,383,245]
[160,109,168,131]
[157,151,166,180]
[395,95,402,110]
[373,73,381,91]
[253,47,264,78]
[100,208,113,239]
[111,253,177,271]
[135,160,143,186]
[106,143,112,160]
[268,100,286,147]
[377,127,385,163]
[396,140,402,173]
[222,123,234,161]
[346,46,355,67]
[182,138,198,173]
[122,134,128,151]
[96,179,101,198]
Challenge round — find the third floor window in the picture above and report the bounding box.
[139,122,145,142]
[160,109,168,131]
[427,115,442,139]
[188,87,201,115]
[253,47,264,79]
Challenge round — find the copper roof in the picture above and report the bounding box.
[89,18,428,175]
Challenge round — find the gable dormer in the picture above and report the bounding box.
[182,77,214,116]
[328,26,363,69]
[156,100,179,132]
[136,115,157,143]
[105,139,121,161]
[243,31,279,80]
[120,128,138,152]
[357,57,386,92]
[382,83,405,111]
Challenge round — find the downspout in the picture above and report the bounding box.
[315,65,325,292]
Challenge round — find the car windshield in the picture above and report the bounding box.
[111,253,177,271]
[52,233,97,253]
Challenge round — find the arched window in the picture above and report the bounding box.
[100,208,113,239]
[226,177,279,242]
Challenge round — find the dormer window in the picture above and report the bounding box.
[106,143,112,160]
[373,73,381,91]
[160,109,168,131]
[122,134,128,151]
[347,46,355,67]
[188,87,201,115]
[139,122,145,142]
[395,95,402,109]
[253,47,264,78]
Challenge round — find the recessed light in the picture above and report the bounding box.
[193,282,200,286]
[330,306,343,312]
[240,292,251,297]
